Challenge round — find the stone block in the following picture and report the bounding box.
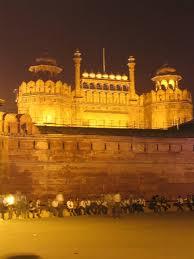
[19,140,34,150]
[92,141,105,151]
[50,140,63,150]
[132,143,145,153]
[170,144,182,152]
[119,142,132,152]
[35,141,48,150]
[106,142,118,152]
[147,143,158,152]
[8,139,19,150]
[64,141,77,151]
[158,144,170,152]
[78,142,91,151]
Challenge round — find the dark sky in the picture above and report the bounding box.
[0,0,194,111]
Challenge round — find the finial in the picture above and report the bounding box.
[128,56,135,63]
[74,49,81,57]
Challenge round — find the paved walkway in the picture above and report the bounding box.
[1,213,194,259]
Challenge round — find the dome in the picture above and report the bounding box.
[28,51,62,77]
[155,64,178,76]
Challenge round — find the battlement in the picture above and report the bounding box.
[19,80,71,96]
[143,88,192,105]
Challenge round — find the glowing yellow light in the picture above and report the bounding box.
[5,195,15,205]
[89,73,96,78]
[169,79,175,88]
[116,74,121,80]
[46,114,53,123]
[109,74,115,80]
[161,79,168,88]
[96,73,102,79]
[122,75,128,80]
[82,72,89,78]
[102,74,108,79]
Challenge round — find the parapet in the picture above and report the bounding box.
[19,80,71,96]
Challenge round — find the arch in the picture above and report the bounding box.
[89,83,95,89]
[120,92,126,104]
[168,79,175,89]
[99,91,106,104]
[36,79,44,88]
[96,83,101,90]
[157,89,165,101]
[93,91,99,103]
[103,84,108,90]
[0,111,6,133]
[55,81,62,94]
[123,85,128,91]
[110,84,115,91]
[17,114,32,135]
[116,85,121,91]
[161,79,168,89]
[82,82,89,89]
[4,113,18,135]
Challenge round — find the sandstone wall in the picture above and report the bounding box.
[0,134,194,199]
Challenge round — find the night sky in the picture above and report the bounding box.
[0,0,194,111]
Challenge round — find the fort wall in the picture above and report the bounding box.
[1,133,194,199]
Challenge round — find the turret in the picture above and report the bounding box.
[151,64,182,91]
[128,56,136,95]
[73,49,82,97]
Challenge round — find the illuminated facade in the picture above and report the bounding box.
[17,51,193,129]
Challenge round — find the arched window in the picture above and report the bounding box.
[103,84,108,90]
[90,83,95,89]
[169,79,175,89]
[110,84,115,90]
[116,85,121,91]
[83,82,88,89]
[161,79,168,89]
[123,85,127,91]
[96,83,101,89]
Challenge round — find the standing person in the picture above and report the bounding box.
[79,199,86,215]
[28,200,36,218]
[35,199,41,218]
[74,198,80,216]
[20,194,28,219]
[0,195,6,220]
[51,198,59,217]
[3,194,15,220]
[113,191,121,218]
[56,191,64,217]
[67,198,75,216]
[175,195,184,212]
[101,199,108,215]
[15,191,23,219]
[85,199,91,215]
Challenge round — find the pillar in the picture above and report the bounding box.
[128,56,136,95]
[73,49,82,97]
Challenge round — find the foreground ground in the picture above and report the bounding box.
[0,213,194,259]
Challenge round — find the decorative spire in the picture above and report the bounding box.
[127,56,136,95]
[73,49,82,97]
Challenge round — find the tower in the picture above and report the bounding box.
[144,64,193,129]
[17,53,72,126]
[73,49,82,97]
[151,64,182,90]
[128,56,136,95]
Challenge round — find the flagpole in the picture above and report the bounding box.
[103,48,106,73]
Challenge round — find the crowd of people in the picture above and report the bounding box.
[0,191,194,220]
